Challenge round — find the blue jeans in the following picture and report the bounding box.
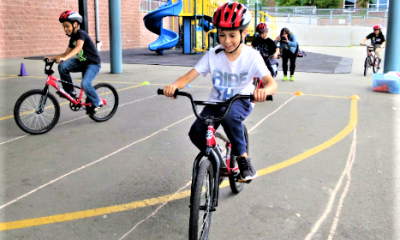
[58,58,102,107]
[188,99,252,156]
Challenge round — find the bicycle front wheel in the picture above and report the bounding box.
[14,89,60,135]
[373,58,380,73]
[363,57,369,76]
[89,83,119,122]
[189,159,214,240]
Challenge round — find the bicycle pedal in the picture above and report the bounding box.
[237,179,252,183]
[189,205,216,212]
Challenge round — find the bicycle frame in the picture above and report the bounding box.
[40,59,107,110]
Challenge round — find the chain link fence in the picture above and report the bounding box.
[260,6,388,27]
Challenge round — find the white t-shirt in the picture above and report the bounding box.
[194,44,270,102]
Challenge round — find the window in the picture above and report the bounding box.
[369,0,389,12]
[140,0,167,13]
[344,0,356,12]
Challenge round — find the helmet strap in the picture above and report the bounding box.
[227,30,243,54]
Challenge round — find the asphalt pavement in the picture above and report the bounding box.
[0,45,399,240]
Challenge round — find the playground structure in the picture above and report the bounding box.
[143,0,277,54]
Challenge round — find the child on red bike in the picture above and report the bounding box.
[360,24,386,65]
[251,22,280,77]
[163,2,277,180]
[45,10,102,115]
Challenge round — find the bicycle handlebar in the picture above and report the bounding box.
[157,89,273,123]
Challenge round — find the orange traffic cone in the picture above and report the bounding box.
[373,84,388,92]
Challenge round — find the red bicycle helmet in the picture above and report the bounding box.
[373,24,382,30]
[256,22,268,33]
[212,2,251,30]
[59,10,83,24]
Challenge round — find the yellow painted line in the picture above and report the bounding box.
[0,84,142,122]
[0,99,358,231]
[277,92,349,99]
[0,77,18,81]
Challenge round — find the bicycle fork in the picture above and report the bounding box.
[37,85,50,114]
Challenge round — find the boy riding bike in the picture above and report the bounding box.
[251,22,280,77]
[162,2,277,180]
[360,24,386,68]
[44,10,102,115]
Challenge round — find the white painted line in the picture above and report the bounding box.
[304,125,357,240]
[328,126,357,240]
[248,96,296,133]
[0,115,193,211]
[118,181,192,240]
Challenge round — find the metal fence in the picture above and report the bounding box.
[260,6,388,27]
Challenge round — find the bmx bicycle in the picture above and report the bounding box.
[13,58,119,135]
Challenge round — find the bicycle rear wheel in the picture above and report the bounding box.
[14,89,60,135]
[189,159,214,240]
[229,125,249,193]
[89,83,119,122]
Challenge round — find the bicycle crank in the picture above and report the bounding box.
[69,100,82,111]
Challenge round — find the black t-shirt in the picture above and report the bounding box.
[68,29,101,64]
[251,36,277,57]
[366,32,385,46]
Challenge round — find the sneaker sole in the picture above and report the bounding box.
[241,172,258,181]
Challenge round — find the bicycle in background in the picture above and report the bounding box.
[13,58,119,135]
[361,44,381,76]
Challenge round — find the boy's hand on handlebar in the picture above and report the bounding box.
[163,85,178,99]
[56,57,66,64]
[253,88,268,102]
[360,43,365,46]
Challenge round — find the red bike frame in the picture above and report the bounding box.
[44,60,107,107]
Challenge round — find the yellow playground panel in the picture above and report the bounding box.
[175,0,277,52]
[179,0,225,16]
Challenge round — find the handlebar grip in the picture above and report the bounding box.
[249,95,273,102]
[157,88,179,98]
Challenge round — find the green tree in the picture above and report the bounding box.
[275,0,340,8]
[238,0,249,5]
[357,0,372,8]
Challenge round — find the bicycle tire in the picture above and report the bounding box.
[364,57,369,76]
[228,125,248,193]
[189,159,214,240]
[89,83,119,122]
[14,89,60,135]
[373,58,380,73]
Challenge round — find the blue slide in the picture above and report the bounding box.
[198,18,217,39]
[143,0,182,54]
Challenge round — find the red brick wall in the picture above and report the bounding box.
[0,0,174,58]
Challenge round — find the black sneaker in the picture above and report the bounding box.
[237,157,258,180]
[86,105,95,115]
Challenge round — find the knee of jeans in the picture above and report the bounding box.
[58,63,67,73]
[81,81,90,90]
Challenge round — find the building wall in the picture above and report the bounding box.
[0,0,174,59]
[276,22,387,46]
